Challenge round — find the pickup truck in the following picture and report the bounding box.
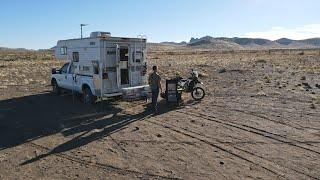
[51,62,97,104]
[51,62,149,104]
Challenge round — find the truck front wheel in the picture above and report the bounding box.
[52,79,61,95]
[83,87,95,104]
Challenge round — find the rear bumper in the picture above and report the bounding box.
[122,85,150,100]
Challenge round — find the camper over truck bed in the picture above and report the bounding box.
[51,31,149,104]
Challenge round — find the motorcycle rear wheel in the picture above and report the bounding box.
[191,87,205,101]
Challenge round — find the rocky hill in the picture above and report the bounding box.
[162,36,320,49]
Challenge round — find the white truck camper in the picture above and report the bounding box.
[52,32,149,104]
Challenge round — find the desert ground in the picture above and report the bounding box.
[0,48,320,179]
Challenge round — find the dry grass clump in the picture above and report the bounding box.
[0,50,63,90]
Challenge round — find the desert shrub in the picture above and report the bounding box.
[255,59,267,63]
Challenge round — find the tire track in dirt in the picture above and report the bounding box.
[177,110,320,155]
[213,95,320,117]
[232,146,319,180]
[144,119,286,179]
[145,112,318,179]
[114,139,320,146]
[193,103,320,149]
[210,102,320,133]
[213,97,320,119]
[19,100,181,180]
[174,110,319,179]
[214,93,314,105]
[26,140,181,180]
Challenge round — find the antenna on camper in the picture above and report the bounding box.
[80,24,88,38]
[137,34,147,62]
[137,34,147,51]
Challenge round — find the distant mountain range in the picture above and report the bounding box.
[0,47,53,52]
[161,36,320,49]
[2,36,320,52]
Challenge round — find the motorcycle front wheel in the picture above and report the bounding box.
[191,87,205,101]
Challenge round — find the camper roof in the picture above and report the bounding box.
[57,36,146,43]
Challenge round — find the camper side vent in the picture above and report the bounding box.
[90,31,111,38]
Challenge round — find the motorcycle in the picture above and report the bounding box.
[161,69,205,101]
[177,70,205,101]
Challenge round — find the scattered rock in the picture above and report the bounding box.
[199,72,208,78]
[218,68,227,73]
[301,76,306,81]
[34,150,39,157]
[310,103,316,109]
[302,82,312,90]
[255,59,267,64]
[256,91,267,97]
[316,84,320,89]
[133,127,140,131]
[264,76,271,83]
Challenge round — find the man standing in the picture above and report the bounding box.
[149,66,162,113]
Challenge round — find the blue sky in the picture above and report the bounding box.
[1,0,319,49]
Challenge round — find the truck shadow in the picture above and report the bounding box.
[0,91,193,165]
[0,92,123,151]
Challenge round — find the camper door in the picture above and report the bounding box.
[103,46,119,94]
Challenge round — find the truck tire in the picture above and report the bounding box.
[83,87,95,104]
[52,79,61,95]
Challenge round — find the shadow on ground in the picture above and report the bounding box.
[0,91,192,165]
[0,92,120,150]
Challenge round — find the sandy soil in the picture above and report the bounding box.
[0,49,320,179]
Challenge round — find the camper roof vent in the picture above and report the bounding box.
[90,31,111,38]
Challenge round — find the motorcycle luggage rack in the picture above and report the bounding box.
[165,79,182,105]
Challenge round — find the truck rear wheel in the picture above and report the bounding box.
[83,87,95,104]
[52,80,61,95]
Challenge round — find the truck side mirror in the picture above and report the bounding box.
[51,68,56,74]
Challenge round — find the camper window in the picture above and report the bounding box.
[120,48,128,61]
[60,47,67,55]
[135,51,143,62]
[72,52,79,62]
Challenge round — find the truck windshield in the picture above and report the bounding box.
[60,63,69,74]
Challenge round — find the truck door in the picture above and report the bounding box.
[103,46,119,94]
[57,62,70,89]
[65,62,77,91]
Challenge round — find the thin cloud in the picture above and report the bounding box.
[244,24,320,40]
